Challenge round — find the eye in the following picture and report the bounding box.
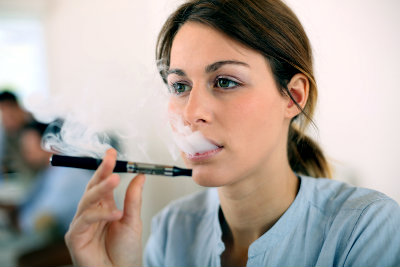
[169,82,191,95]
[215,77,239,89]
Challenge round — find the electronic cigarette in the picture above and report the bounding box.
[50,154,192,177]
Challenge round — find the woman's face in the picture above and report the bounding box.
[167,22,292,187]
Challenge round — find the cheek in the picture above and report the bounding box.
[236,92,282,121]
[225,92,286,144]
[167,98,183,116]
[167,100,176,113]
[167,100,181,129]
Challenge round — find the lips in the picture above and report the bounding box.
[186,146,223,161]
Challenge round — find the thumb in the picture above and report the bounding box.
[121,174,146,225]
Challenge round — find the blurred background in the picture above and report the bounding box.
[0,0,399,265]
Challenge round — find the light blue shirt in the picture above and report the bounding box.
[19,166,92,233]
[144,176,400,267]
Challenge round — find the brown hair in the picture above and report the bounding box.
[156,0,331,178]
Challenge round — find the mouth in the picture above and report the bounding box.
[186,144,224,161]
[171,126,224,156]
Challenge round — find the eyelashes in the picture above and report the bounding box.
[169,82,191,95]
[215,77,239,89]
[168,76,242,96]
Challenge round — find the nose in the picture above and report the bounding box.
[182,84,213,128]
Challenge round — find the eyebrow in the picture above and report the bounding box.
[205,60,249,73]
[166,60,249,77]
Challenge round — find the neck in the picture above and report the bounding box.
[218,165,299,247]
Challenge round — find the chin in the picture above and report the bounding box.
[190,166,230,187]
[181,152,236,187]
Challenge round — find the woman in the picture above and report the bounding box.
[65,0,400,266]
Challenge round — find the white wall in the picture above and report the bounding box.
[285,0,400,202]
[0,0,49,98]
[2,0,399,245]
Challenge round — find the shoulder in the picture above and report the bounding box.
[300,176,397,215]
[300,176,400,266]
[300,176,400,232]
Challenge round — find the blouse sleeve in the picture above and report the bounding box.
[343,198,400,267]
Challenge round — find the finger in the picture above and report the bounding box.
[76,173,120,215]
[121,174,146,225]
[86,148,117,190]
[74,208,123,234]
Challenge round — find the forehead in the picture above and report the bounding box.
[170,22,264,69]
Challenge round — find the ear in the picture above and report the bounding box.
[284,73,309,119]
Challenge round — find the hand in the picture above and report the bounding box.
[65,148,146,267]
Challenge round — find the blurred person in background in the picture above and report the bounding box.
[17,121,92,236]
[0,121,92,267]
[0,90,35,180]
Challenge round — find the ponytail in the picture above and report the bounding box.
[288,124,331,178]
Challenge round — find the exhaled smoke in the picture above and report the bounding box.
[24,64,176,164]
[24,63,219,165]
[168,114,219,156]
[41,119,114,159]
